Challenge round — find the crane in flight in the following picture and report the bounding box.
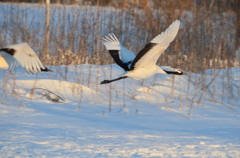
[101,20,186,84]
[0,43,53,74]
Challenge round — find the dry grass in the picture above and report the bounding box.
[0,2,239,71]
[0,1,239,109]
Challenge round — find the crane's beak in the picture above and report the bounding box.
[182,72,190,75]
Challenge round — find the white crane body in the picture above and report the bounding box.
[101,20,187,84]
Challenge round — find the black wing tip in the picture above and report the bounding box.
[41,67,54,72]
[108,50,131,71]
[0,48,16,56]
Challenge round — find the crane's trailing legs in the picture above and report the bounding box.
[101,76,128,84]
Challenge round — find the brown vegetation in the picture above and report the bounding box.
[0,0,239,72]
[0,0,239,110]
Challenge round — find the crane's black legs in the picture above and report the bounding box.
[101,76,128,84]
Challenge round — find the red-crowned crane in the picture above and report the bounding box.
[101,20,186,84]
[0,43,53,73]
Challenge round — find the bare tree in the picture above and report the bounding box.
[44,0,50,62]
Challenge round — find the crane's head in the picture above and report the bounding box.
[177,69,189,75]
[177,70,182,74]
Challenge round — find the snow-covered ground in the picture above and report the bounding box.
[0,65,240,158]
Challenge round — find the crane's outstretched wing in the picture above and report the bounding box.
[102,33,136,71]
[130,20,180,70]
[0,43,50,73]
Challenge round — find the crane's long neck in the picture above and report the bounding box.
[157,66,167,74]
[157,66,185,75]
[163,69,184,75]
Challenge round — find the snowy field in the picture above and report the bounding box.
[0,65,239,158]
